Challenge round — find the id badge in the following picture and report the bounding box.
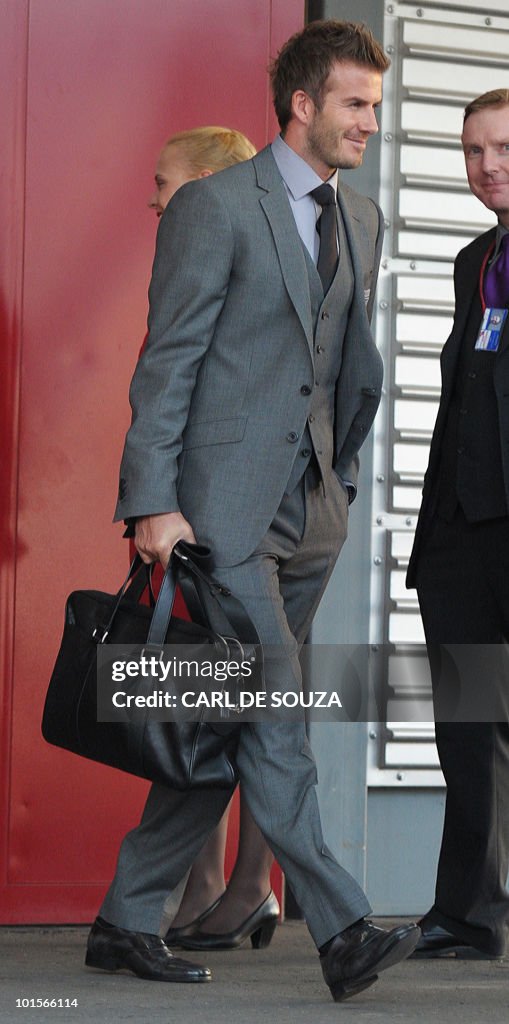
[475,307,508,351]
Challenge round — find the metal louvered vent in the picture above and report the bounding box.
[368,1,509,786]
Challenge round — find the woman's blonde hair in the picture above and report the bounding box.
[164,126,256,174]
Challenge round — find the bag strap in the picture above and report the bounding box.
[126,560,157,606]
[99,542,260,655]
[95,558,156,642]
[176,543,259,643]
[94,556,145,641]
[146,542,261,648]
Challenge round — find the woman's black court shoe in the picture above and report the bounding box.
[164,893,225,947]
[177,891,280,951]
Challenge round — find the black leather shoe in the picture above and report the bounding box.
[178,891,280,951]
[321,919,421,1002]
[164,894,225,947]
[410,917,504,960]
[85,917,212,982]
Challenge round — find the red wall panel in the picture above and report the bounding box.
[0,0,29,923]
[0,0,303,923]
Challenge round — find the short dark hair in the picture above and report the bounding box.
[270,19,390,131]
[464,89,509,124]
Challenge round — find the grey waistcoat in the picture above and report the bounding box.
[285,206,354,493]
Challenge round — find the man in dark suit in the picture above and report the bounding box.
[408,89,509,960]
[87,21,420,1000]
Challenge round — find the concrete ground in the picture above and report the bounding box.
[0,920,507,1024]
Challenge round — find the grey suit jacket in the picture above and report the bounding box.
[115,146,384,566]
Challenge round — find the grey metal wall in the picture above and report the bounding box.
[307,0,445,913]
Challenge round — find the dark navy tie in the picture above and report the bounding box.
[484,233,509,308]
[310,183,338,294]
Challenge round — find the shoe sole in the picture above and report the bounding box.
[411,946,503,961]
[330,973,378,1002]
[330,927,421,1002]
[85,951,212,982]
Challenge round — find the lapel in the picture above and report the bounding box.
[253,147,375,355]
[442,228,497,395]
[253,147,314,354]
[336,187,371,335]
[423,228,498,480]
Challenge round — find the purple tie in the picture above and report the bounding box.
[484,234,509,308]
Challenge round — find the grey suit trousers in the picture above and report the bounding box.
[100,465,371,947]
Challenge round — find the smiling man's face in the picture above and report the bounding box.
[462,104,509,228]
[302,60,382,179]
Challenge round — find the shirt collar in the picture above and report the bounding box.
[271,134,339,200]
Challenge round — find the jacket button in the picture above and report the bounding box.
[300,384,312,395]
[286,432,299,443]
[321,311,330,320]
[308,414,315,423]
[457,446,464,455]
[301,448,312,458]
[468,372,477,380]
[316,345,324,354]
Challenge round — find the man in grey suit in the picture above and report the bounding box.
[86,21,420,1001]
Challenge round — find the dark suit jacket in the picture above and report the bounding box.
[115,146,384,566]
[407,225,509,588]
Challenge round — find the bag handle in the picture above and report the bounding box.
[97,542,261,658]
[146,541,261,648]
[124,560,157,606]
[93,555,147,642]
[176,543,260,645]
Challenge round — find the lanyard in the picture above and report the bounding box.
[479,239,496,313]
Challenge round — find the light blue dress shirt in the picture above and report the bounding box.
[271,134,339,263]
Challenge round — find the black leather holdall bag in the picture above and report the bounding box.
[42,542,262,790]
